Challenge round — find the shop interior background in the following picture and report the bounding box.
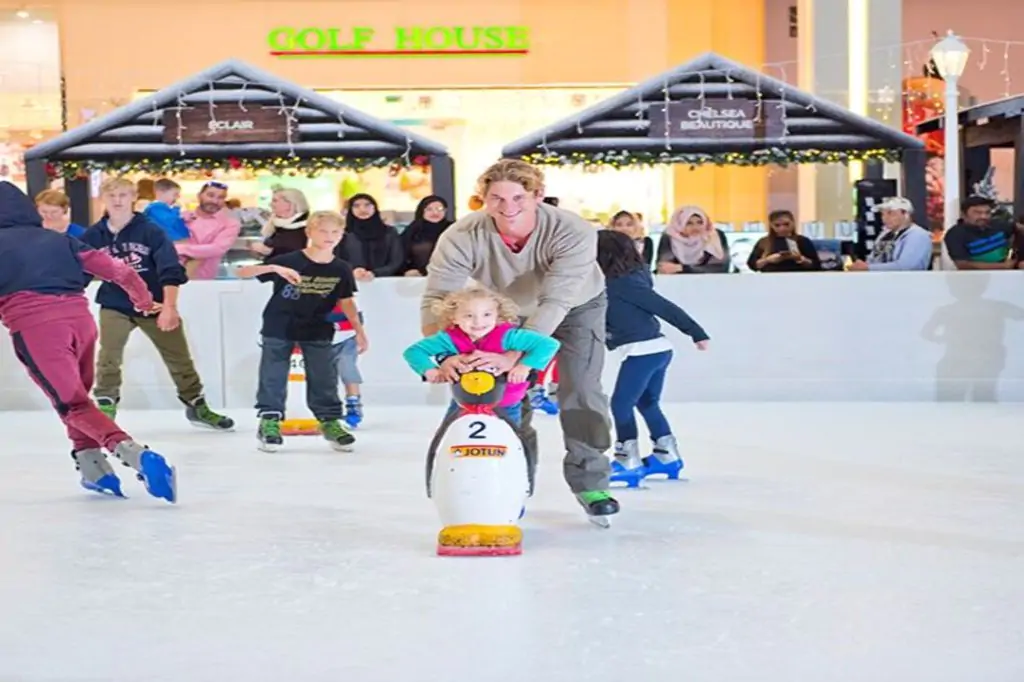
[0,0,1018,235]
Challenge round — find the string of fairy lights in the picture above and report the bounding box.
[46,77,423,179]
[38,34,1024,179]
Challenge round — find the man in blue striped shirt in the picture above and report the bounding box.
[944,196,1016,270]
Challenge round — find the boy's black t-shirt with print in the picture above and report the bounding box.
[258,251,357,341]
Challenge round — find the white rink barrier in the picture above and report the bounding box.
[2,272,1024,411]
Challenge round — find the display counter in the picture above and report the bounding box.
[2,272,1022,411]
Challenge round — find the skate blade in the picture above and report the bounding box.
[588,515,612,529]
[189,420,235,432]
[330,442,355,453]
[80,480,127,499]
[258,442,283,453]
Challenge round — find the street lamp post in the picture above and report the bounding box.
[929,31,970,229]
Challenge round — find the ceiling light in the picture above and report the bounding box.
[15,9,30,19]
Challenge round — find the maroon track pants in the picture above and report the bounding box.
[11,313,130,452]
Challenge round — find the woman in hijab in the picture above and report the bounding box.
[344,193,404,279]
[402,195,452,276]
[656,205,731,274]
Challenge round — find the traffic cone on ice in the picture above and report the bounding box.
[282,346,320,436]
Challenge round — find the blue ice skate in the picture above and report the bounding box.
[642,435,684,480]
[609,440,646,488]
[529,389,559,415]
[81,474,125,498]
[345,396,363,429]
[137,450,177,503]
[72,449,126,498]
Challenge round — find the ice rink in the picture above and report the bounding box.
[1,402,1022,682]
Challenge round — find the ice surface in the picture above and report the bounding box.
[1,403,1022,682]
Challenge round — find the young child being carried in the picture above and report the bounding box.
[403,286,559,426]
[597,230,710,486]
[142,178,199,278]
[236,210,368,452]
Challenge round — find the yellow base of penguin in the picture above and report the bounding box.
[437,524,523,557]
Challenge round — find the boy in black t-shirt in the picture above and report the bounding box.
[237,211,368,452]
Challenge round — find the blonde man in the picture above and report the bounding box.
[421,158,617,525]
[34,189,87,238]
[79,177,234,430]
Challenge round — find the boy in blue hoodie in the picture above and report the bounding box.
[80,177,234,430]
[597,229,710,487]
[0,181,176,502]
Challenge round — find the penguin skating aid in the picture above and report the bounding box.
[426,371,535,557]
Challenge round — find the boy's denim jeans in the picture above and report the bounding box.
[255,336,343,421]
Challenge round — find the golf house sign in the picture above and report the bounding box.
[267,25,531,58]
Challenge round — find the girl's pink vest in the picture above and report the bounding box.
[445,322,526,407]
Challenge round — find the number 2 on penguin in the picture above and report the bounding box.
[468,421,486,439]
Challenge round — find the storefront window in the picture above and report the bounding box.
[0,6,62,190]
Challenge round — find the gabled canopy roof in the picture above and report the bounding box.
[501,52,924,167]
[916,94,1024,149]
[25,59,448,163]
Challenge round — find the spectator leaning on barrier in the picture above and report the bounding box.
[178,181,242,280]
[849,197,933,272]
[943,196,1017,270]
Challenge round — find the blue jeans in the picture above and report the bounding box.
[255,336,343,421]
[610,350,673,442]
[330,336,362,385]
[444,399,523,427]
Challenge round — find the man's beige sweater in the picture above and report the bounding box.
[421,204,605,335]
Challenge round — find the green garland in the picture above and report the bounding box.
[522,147,904,169]
[47,154,420,179]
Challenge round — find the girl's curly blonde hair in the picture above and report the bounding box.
[431,286,520,330]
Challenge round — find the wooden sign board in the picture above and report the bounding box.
[649,99,785,140]
[162,103,298,144]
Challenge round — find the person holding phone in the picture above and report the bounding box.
[746,210,822,273]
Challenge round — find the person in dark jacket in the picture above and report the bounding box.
[402,195,452,276]
[344,193,404,278]
[0,181,176,502]
[597,229,710,487]
[79,177,234,431]
[746,209,822,272]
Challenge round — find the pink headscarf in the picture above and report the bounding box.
[665,206,725,266]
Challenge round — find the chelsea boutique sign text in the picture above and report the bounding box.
[268,25,530,59]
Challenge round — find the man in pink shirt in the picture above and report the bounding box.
[178,181,241,279]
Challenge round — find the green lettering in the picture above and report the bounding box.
[452,26,480,50]
[481,26,503,49]
[425,26,451,50]
[295,28,325,51]
[267,27,293,51]
[505,26,529,50]
[352,26,374,49]
[326,28,344,50]
[394,26,421,50]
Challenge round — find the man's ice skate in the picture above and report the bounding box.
[257,413,284,452]
[95,396,118,420]
[72,448,124,498]
[113,441,176,504]
[643,435,684,480]
[185,396,235,431]
[344,396,363,429]
[576,490,619,528]
[528,386,559,415]
[610,440,646,488]
[320,419,355,452]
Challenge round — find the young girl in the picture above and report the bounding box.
[402,286,560,426]
[597,230,710,486]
